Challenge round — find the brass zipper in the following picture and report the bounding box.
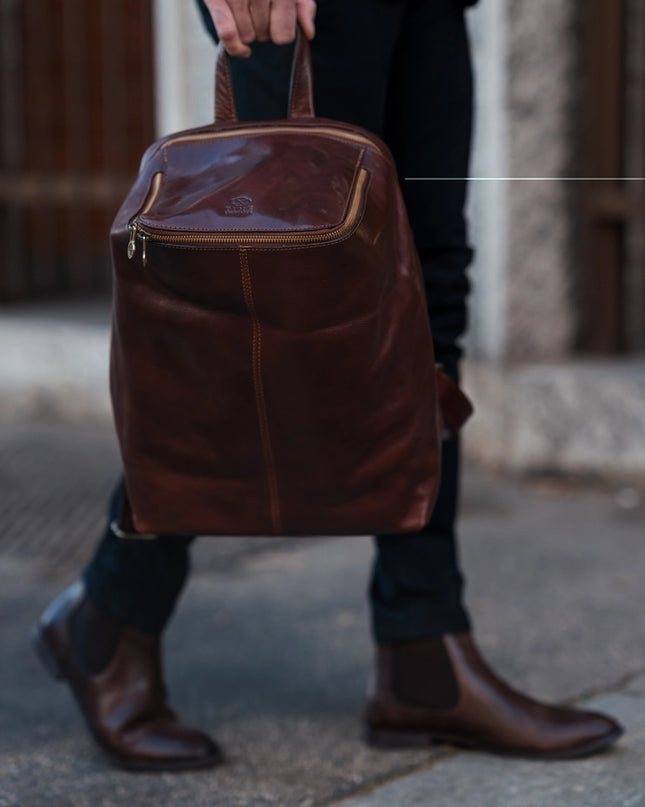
[128,167,369,266]
[157,124,379,153]
[127,172,162,265]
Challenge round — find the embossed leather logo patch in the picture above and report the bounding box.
[225,196,254,217]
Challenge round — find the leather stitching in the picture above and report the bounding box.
[239,249,282,534]
[290,32,302,117]
[290,45,303,117]
[163,131,377,153]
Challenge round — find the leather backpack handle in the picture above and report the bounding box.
[287,28,315,118]
[214,40,239,122]
[214,26,315,122]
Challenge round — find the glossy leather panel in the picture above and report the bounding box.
[139,132,364,234]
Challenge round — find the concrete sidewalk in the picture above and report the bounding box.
[0,300,111,423]
[1,421,644,806]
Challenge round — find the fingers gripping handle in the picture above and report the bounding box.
[214,27,315,122]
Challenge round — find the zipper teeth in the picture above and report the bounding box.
[160,125,378,152]
[136,168,369,247]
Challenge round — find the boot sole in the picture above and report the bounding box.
[364,724,624,760]
[103,747,224,773]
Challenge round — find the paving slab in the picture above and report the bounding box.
[329,693,645,807]
[624,674,645,698]
[0,544,435,807]
[1,422,644,806]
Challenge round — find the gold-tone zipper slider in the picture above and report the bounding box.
[127,223,148,266]
[127,224,137,259]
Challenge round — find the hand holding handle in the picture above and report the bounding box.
[214,26,315,123]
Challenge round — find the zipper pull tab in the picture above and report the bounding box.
[127,224,137,259]
[141,233,148,267]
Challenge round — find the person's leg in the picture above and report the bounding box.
[370,0,474,644]
[83,479,195,635]
[371,438,470,641]
[363,0,621,757]
[33,479,219,771]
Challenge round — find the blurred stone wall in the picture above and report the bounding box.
[463,0,645,477]
[505,0,581,360]
[152,0,215,137]
[466,0,582,362]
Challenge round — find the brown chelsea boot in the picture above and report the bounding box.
[364,633,623,759]
[32,581,222,772]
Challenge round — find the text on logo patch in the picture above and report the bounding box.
[225,196,254,217]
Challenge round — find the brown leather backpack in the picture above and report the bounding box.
[109,34,472,537]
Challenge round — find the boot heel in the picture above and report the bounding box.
[364,726,434,749]
[31,624,66,681]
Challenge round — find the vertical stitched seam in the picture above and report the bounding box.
[291,52,303,116]
[239,249,282,534]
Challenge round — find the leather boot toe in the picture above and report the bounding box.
[113,713,220,770]
[33,581,223,772]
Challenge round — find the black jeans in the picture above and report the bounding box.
[85,0,474,643]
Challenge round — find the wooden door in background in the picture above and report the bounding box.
[581,0,645,353]
[0,0,155,301]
